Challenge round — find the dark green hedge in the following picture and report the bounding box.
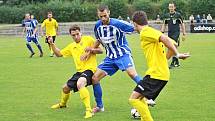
[0,0,214,24]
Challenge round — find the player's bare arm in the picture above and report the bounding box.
[56,26,59,36]
[180,23,186,41]
[33,26,38,36]
[48,37,62,57]
[159,34,190,60]
[80,41,103,61]
[22,27,26,37]
[161,23,166,33]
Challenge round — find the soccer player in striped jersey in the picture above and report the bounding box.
[23,13,43,58]
[84,4,142,112]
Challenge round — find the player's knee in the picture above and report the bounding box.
[128,71,137,78]
[77,77,87,90]
[92,75,99,84]
[62,84,70,94]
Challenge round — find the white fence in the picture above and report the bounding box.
[0,21,193,36]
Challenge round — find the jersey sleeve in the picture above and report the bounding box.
[178,13,184,24]
[60,44,73,57]
[31,21,36,29]
[94,25,100,40]
[55,20,59,28]
[41,20,46,28]
[116,20,134,33]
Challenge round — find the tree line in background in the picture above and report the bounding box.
[0,0,214,24]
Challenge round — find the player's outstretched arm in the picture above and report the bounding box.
[48,37,63,57]
[80,41,103,61]
[86,41,103,54]
[159,34,190,60]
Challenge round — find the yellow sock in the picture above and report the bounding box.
[79,87,92,111]
[50,48,53,54]
[129,99,153,121]
[60,91,70,106]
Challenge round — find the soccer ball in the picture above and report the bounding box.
[130,108,141,119]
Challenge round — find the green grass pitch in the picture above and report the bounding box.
[0,33,215,121]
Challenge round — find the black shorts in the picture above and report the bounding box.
[168,34,180,46]
[45,36,56,43]
[67,70,93,92]
[134,75,167,100]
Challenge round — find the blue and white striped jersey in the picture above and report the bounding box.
[31,19,38,26]
[94,18,134,59]
[24,19,37,38]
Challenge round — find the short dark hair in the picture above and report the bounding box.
[47,11,52,15]
[132,11,148,26]
[97,4,109,12]
[169,2,176,6]
[69,24,80,34]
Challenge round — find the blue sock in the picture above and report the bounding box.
[26,43,34,54]
[133,75,142,84]
[36,44,43,53]
[93,83,103,108]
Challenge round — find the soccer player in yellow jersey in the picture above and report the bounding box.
[49,25,103,119]
[129,11,190,121]
[41,11,59,57]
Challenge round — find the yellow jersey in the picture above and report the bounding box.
[60,36,97,73]
[41,18,58,36]
[140,26,170,81]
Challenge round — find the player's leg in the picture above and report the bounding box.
[25,37,35,58]
[126,67,142,83]
[51,73,80,109]
[92,68,106,113]
[77,70,94,118]
[116,54,142,83]
[129,91,153,121]
[92,58,118,113]
[129,76,156,121]
[50,36,56,57]
[45,36,54,57]
[32,37,43,57]
[170,34,180,68]
[174,36,180,67]
[51,84,70,109]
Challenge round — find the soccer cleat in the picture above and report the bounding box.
[29,53,35,58]
[146,99,156,107]
[174,64,180,67]
[51,103,66,109]
[39,53,43,57]
[49,53,54,57]
[92,106,104,113]
[84,110,93,119]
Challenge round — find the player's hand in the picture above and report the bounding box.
[57,31,60,36]
[80,52,90,61]
[177,53,190,60]
[85,47,93,53]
